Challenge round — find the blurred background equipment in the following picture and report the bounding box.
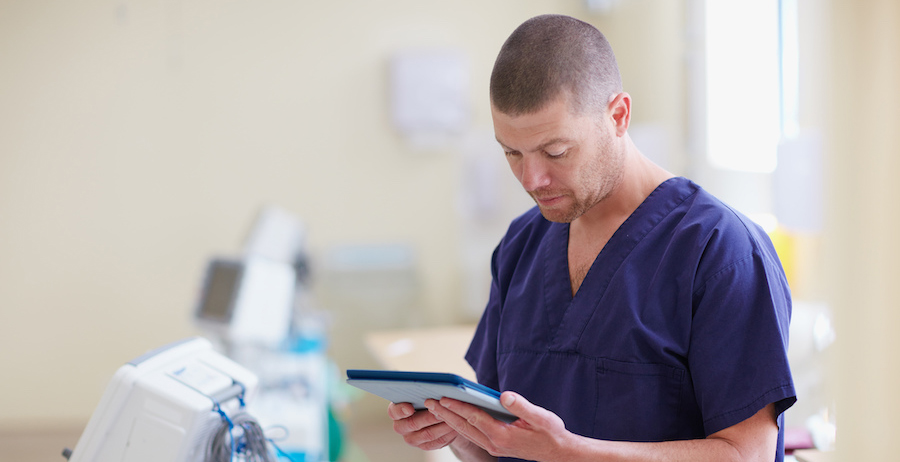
[193,205,337,462]
[63,337,264,462]
[195,257,296,349]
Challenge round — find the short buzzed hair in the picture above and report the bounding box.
[490,14,622,116]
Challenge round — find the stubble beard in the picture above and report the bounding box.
[532,190,590,223]
[534,132,625,224]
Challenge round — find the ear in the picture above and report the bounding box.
[607,92,631,137]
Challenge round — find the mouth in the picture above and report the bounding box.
[532,194,564,207]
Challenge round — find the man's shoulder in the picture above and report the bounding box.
[671,179,735,221]
[683,185,769,244]
[661,179,762,239]
[665,179,781,272]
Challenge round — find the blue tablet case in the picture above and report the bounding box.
[346,369,517,423]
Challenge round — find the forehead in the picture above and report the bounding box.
[491,96,590,151]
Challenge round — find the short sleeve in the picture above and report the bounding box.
[689,250,797,435]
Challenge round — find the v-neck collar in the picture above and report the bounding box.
[539,177,694,351]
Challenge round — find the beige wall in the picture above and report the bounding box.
[0,1,687,427]
[827,0,900,459]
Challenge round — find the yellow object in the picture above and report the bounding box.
[769,226,796,290]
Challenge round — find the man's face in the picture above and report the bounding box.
[491,95,625,223]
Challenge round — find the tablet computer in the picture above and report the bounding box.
[346,369,517,423]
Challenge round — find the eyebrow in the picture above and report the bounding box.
[496,137,573,153]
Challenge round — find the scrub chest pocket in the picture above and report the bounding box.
[594,358,699,442]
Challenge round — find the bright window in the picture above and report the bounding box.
[705,0,794,173]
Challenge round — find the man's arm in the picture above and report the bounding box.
[426,391,779,462]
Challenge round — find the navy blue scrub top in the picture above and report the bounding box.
[466,177,796,462]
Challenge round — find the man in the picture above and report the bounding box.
[389,14,795,462]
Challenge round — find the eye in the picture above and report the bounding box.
[546,149,567,158]
[504,150,522,158]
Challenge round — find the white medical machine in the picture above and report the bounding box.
[63,337,262,462]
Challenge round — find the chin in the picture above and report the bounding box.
[537,207,578,224]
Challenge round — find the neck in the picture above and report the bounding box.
[572,140,673,235]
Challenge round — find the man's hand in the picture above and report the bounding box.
[425,391,575,461]
[388,402,460,451]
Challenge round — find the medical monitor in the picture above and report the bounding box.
[195,257,296,347]
[196,259,244,324]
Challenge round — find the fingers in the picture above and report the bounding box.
[426,398,500,452]
[428,393,569,460]
[392,407,443,434]
[388,402,417,421]
[388,402,459,451]
[401,420,458,450]
[430,397,508,430]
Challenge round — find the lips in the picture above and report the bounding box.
[532,194,564,207]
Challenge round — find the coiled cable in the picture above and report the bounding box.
[206,410,274,462]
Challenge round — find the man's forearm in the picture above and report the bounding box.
[559,435,755,462]
[556,404,778,462]
[452,436,766,462]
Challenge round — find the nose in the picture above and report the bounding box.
[517,155,551,192]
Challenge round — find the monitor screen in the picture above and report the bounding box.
[196,260,243,323]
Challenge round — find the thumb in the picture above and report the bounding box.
[500,391,534,417]
[500,391,561,429]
